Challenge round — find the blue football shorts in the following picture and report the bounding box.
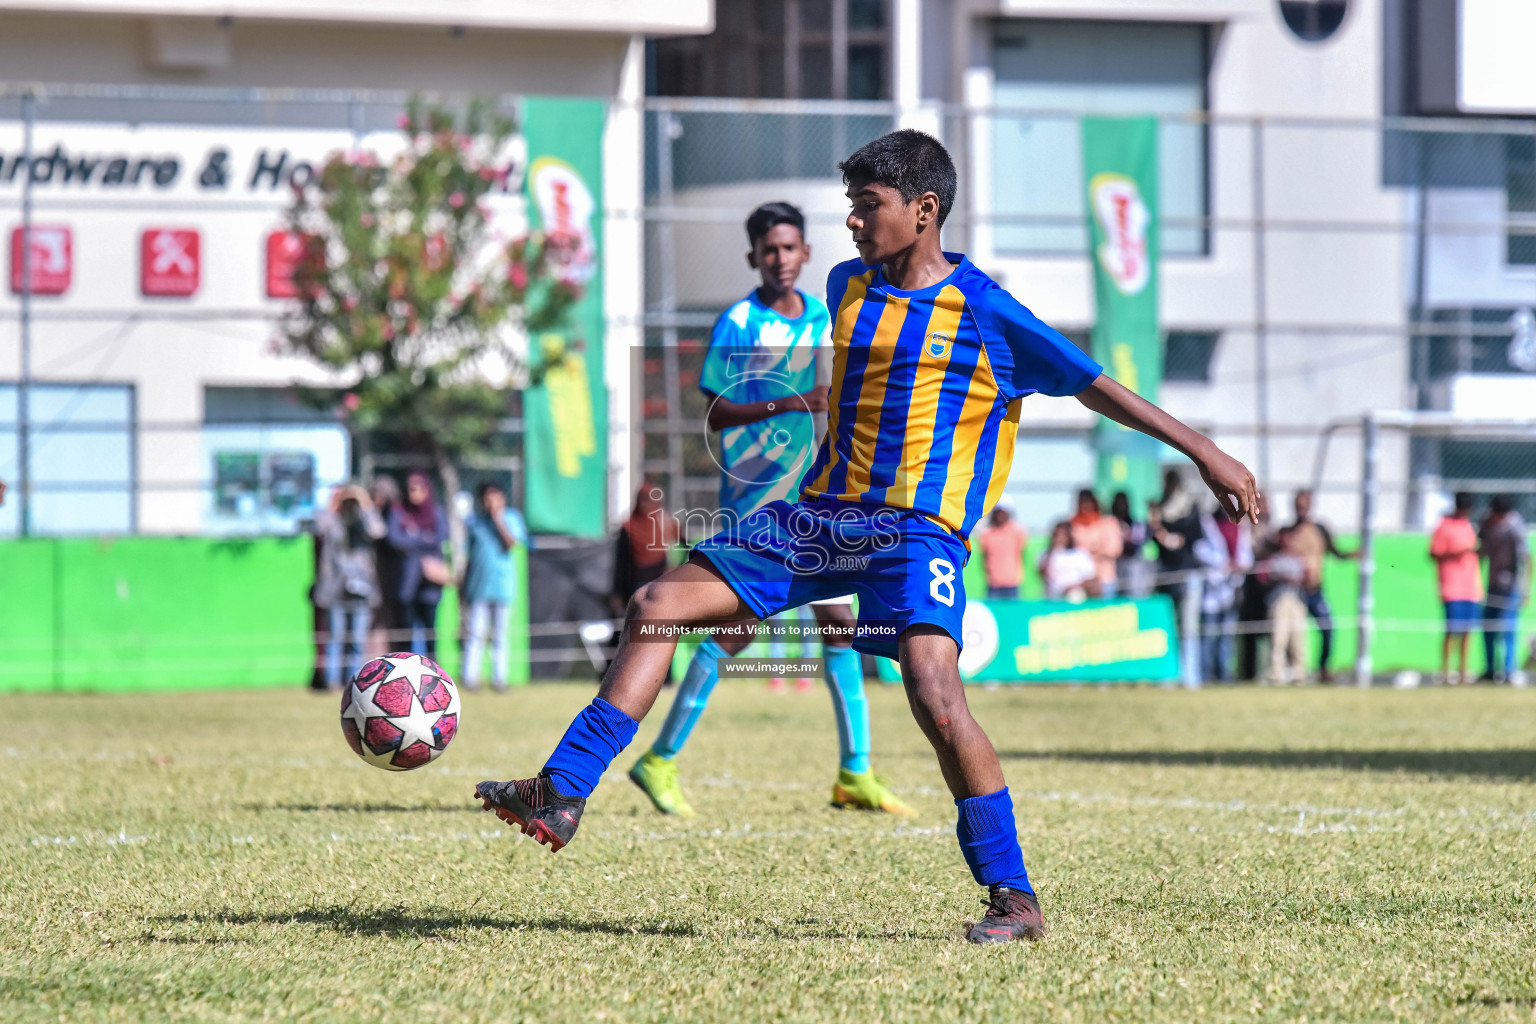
[691,496,968,659]
[1443,599,1479,634]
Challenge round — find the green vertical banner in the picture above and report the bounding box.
[522,97,607,538]
[1083,117,1162,514]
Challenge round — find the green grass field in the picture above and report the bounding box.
[3,682,1535,1022]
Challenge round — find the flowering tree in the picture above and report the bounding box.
[280,97,579,558]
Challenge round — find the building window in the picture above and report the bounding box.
[1426,307,1536,377]
[651,0,890,100]
[990,19,1210,257]
[1439,439,1536,523]
[0,384,134,536]
[1163,331,1220,382]
[202,387,350,535]
[1505,134,1536,266]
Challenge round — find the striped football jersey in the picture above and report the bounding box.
[800,254,1102,538]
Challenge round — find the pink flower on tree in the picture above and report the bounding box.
[448,191,466,209]
[343,392,361,411]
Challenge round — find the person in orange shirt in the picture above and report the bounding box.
[979,503,1028,599]
[1069,489,1123,599]
[1430,491,1484,685]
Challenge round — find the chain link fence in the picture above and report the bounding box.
[6,88,1536,536]
[638,98,1536,539]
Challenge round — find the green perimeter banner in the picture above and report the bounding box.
[521,97,607,538]
[1084,116,1163,515]
[0,536,529,692]
[877,596,1180,683]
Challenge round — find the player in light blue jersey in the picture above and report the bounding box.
[628,202,911,819]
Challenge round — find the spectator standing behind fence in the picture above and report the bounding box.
[1110,490,1152,598]
[1070,489,1122,599]
[460,482,527,693]
[1478,494,1530,684]
[1149,469,1205,686]
[1040,521,1098,601]
[369,475,403,655]
[1283,489,1356,683]
[612,483,679,615]
[1196,505,1253,682]
[1260,528,1310,684]
[1237,494,1277,680]
[313,483,387,688]
[387,471,450,658]
[979,503,1028,599]
[1431,492,1483,686]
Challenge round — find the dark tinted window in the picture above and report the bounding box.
[1506,135,1536,265]
[1163,331,1219,382]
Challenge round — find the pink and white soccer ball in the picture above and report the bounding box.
[340,653,461,771]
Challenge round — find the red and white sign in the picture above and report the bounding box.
[265,230,319,299]
[9,225,72,295]
[141,228,200,297]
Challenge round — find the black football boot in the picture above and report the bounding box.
[965,886,1047,943]
[474,773,585,852]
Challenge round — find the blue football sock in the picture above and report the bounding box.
[542,697,638,799]
[650,640,725,760]
[955,787,1033,893]
[822,645,870,774]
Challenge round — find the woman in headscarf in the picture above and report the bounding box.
[387,470,450,657]
[610,483,679,616]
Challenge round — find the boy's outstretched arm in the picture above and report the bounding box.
[1076,373,1261,524]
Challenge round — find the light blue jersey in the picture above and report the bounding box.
[699,289,831,520]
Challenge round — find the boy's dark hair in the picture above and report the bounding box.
[476,481,504,502]
[745,201,806,247]
[839,129,957,227]
[1490,493,1515,515]
[1454,491,1474,512]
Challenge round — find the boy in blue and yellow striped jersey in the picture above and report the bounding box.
[476,130,1260,943]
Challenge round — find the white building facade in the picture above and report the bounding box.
[0,0,711,535]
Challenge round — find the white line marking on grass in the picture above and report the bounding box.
[1019,789,1412,821]
[11,822,954,850]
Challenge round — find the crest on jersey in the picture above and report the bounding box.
[926,331,951,358]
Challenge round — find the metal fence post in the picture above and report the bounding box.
[1251,116,1270,487]
[18,87,35,539]
[654,109,685,510]
[1355,411,1377,687]
[348,97,365,148]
